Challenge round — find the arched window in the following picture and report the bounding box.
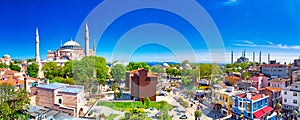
[58,98,62,104]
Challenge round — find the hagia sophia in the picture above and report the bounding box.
[35,22,96,78]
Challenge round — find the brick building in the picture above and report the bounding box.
[130,69,157,101]
[36,82,86,117]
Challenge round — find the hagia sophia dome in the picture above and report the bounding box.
[60,39,82,50]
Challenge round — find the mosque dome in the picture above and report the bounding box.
[61,39,82,49]
[3,54,10,58]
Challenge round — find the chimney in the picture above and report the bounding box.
[227,86,234,92]
[24,77,30,93]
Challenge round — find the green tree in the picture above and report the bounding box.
[27,63,39,78]
[145,97,151,109]
[118,89,123,99]
[0,63,8,68]
[62,60,73,78]
[194,110,202,120]
[72,56,109,93]
[242,72,252,80]
[151,66,164,73]
[181,68,190,76]
[111,64,126,82]
[42,62,62,79]
[127,62,150,71]
[26,58,35,62]
[158,101,172,120]
[9,63,21,72]
[0,83,30,119]
[181,78,192,87]
[112,82,118,91]
[181,60,190,67]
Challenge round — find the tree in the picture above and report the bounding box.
[112,82,118,92]
[242,72,252,80]
[42,62,62,79]
[127,62,150,71]
[9,63,21,72]
[0,63,8,68]
[181,60,190,67]
[111,64,126,82]
[62,60,73,78]
[0,83,30,119]
[72,56,109,93]
[194,110,202,120]
[145,97,151,109]
[181,78,192,87]
[151,66,164,73]
[27,63,39,78]
[118,89,123,99]
[49,77,75,85]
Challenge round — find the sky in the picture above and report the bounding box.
[1,0,300,63]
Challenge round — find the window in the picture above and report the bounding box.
[284,99,287,102]
[293,100,297,104]
[248,113,251,117]
[58,98,62,104]
[247,103,251,111]
[293,92,297,96]
[254,103,257,109]
[265,99,268,104]
[284,91,287,95]
[239,102,242,107]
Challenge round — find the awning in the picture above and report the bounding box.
[254,106,274,118]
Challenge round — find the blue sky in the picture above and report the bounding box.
[1,0,300,63]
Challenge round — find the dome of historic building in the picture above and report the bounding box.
[61,39,82,49]
[2,54,11,58]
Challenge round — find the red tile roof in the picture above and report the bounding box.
[265,87,282,92]
[0,77,24,86]
[236,93,264,101]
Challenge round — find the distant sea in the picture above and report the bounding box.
[107,62,225,67]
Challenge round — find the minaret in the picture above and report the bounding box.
[35,27,44,78]
[259,51,261,64]
[85,22,89,56]
[268,53,270,64]
[231,51,233,65]
[244,49,246,57]
[35,27,40,63]
[93,39,96,56]
[253,51,255,65]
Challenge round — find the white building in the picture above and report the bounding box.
[261,63,287,78]
[269,78,289,89]
[282,81,300,119]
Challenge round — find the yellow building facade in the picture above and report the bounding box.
[211,87,242,116]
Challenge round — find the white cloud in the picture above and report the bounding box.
[233,40,300,50]
[223,0,242,6]
[265,41,274,45]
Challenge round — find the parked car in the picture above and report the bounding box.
[179,115,188,119]
[177,112,183,115]
[150,107,155,111]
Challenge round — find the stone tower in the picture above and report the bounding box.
[36,27,44,78]
[85,22,89,56]
[36,28,40,63]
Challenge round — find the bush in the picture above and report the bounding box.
[178,97,183,102]
[182,101,189,108]
[166,88,172,92]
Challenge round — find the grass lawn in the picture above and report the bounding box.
[106,114,118,120]
[97,101,174,112]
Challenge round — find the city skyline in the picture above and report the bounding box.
[1,0,300,63]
